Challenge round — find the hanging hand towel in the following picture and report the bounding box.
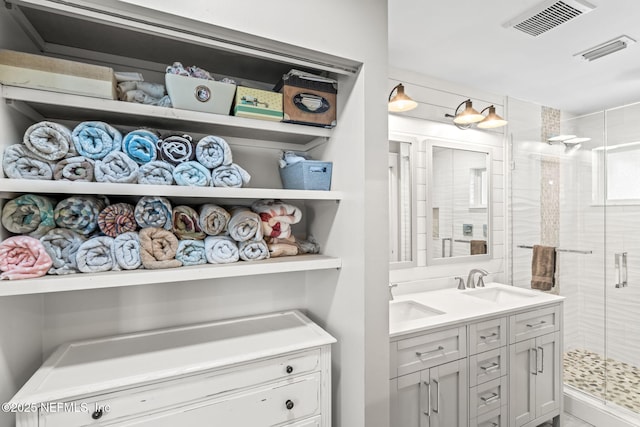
[72,121,122,160]
[137,161,175,185]
[97,203,137,237]
[134,196,172,230]
[173,161,211,187]
[470,240,487,255]
[175,240,207,266]
[53,156,95,181]
[39,228,86,275]
[227,207,263,242]
[23,121,74,161]
[95,151,139,183]
[238,239,270,261]
[54,195,108,235]
[2,194,56,238]
[195,135,232,169]
[531,244,556,291]
[251,199,302,239]
[157,134,195,165]
[204,235,239,264]
[3,144,53,180]
[112,232,142,270]
[199,204,230,236]
[139,227,182,269]
[76,236,116,273]
[211,163,251,188]
[0,236,52,280]
[122,129,159,165]
[172,205,205,240]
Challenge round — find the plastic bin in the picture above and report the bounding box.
[279,160,332,191]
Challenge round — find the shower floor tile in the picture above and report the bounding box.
[564,348,640,413]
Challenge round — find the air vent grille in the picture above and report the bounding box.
[574,36,636,61]
[504,0,596,37]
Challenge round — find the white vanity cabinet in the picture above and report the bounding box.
[10,310,335,427]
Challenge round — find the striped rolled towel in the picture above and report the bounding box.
[23,121,74,161]
[139,227,182,269]
[173,161,211,187]
[72,121,122,160]
[175,240,207,266]
[157,134,195,166]
[238,239,270,261]
[0,236,53,280]
[54,195,108,235]
[95,151,139,184]
[199,204,230,236]
[122,129,159,164]
[76,236,116,273]
[195,135,232,169]
[3,144,53,180]
[134,196,172,230]
[251,199,302,239]
[137,161,175,185]
[53,156,95,181]
[112,232,142,270]
[211,163,251,188]
[204,235,239,264]
[2,194,56,238]
[40,228,86,275]
[172,205,205,240]
[97,203,137,237]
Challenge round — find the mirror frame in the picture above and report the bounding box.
[426,138,492,266]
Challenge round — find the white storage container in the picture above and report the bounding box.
[165,73,236,115]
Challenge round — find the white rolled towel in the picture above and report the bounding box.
[204,236,239,264]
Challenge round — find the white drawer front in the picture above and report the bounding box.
[287,415,322,426]
[470,376,508,419]
[469,317,506,355]
[469,347,507,387]
[394,327,467,377]
[510,305,560,343]
[41,349,321,426]
[470,405,507,427]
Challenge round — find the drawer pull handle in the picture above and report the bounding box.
[480,362,500,372]
[480,332,498,340]
[525,320,547,328]
[91,408,103,420]
[480,392,500,404]
[481,422,499,427]
[415,346,444,357]
[285,399,294,410]
[286,365,294,374]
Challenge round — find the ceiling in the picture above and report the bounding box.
[388,0,640,115]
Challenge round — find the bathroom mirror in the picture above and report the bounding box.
[427,140,491,265]
[389,139,416,268]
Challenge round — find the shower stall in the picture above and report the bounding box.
[510,101,640,426]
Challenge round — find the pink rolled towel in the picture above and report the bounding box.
[0,236,53,280]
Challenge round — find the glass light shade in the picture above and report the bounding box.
[388,84,418,112]
[548,134,576,142]
[477,106,508,129]
[453,100,485,124]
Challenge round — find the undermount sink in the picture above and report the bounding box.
[463,286,538,304]
[389,300,445,323]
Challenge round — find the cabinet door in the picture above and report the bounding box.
[509,339,536,427]
[390,370,427,427]
[430,359,467,427]
[535,332,561,418]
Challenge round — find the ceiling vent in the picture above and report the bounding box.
[503,0,596,37]
[574,36,636,61]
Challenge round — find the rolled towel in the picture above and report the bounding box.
[112,232,142,270]
[173,161,211,187]
[53,156,95,181]
[172,205,205,240]
[95,151,139,183]
[72,121,122,160]
[227,207,263,242]
[204,236,239,264]
[3,144,53,180]
[54,195,108,235]
[139,227,182,269]
[76,236,116,273]
[97,203,137,237]
[2,194,56,238]
[40,228,86,275]
[137,161,175,185]
[195,135,232,169]
[134,196,172,230]
[238,239,270,261]
[0,236,53,280]
[23,121,74,161]
[122,129,159,164]
[266,236,299,257]
[157,134,195,165]
[211,163,251,188]
[251,199,302,239]
[199,204,230,236]
[175,240,207,266]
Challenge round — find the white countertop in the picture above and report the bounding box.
[390,282,564,339]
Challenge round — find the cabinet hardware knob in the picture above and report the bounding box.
[91,408,103,420]
[285,399,294,410]
[286,365,293,374]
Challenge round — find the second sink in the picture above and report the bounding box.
[463,286,538,304]
[389,300,445,323]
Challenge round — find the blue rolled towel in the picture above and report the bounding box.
[211,163,251,188]
[76,236,116,273]
[173,161,211,186]
[195,135,232,169]
[134,196,172,230]
[40,228,87,275]
[137,161,175,185]
[175,240,207,266]
[112,232,142,270]
[122,129,159,164]
[72,121,122,160]
[95,151,139,183]
[54,195,108,235]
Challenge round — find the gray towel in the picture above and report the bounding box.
[531,245,556,291]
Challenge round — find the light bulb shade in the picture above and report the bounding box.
[477,106,508,129]
[388,83,418,112]
[453,100,485,124]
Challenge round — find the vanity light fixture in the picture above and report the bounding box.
[445,99,508,130]
[388,83,418,112]
[477,106,508,129]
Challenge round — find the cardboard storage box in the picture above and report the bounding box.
[233,86,283,121]
[165,73,236,115]
[0,49,116,99]
[279,160,333,191]
[274,71,337,128]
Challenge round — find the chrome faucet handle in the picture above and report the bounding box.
[477,276,486,287]
[388,283,398,300]
[454,277,465,290]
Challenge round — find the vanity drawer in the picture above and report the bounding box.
[393,326,467,377]
[469,317,506,355]
[470,406,508,427]
[470,376,508,418]
[469,347,507,387]
[41,349,321,426]
[509,305,560,343]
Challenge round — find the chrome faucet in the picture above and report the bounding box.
[389,283,398,301]
[467,269,489,289]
